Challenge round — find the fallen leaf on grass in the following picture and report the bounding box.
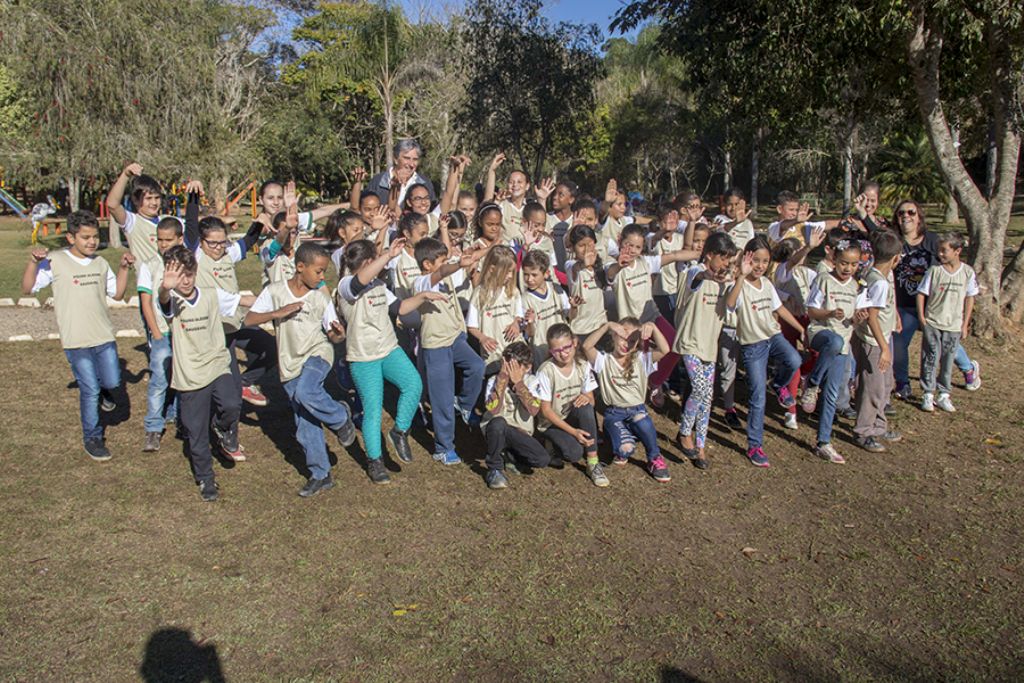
[983,436,1003,446]
[392,603,419,617]
[741,546,758,557]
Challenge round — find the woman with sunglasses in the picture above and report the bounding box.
[891,200,981,401]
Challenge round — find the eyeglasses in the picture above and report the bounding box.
[897,209,917,217]
[203,239,228,248]
[409,195,430,203]
[549,343,575,355]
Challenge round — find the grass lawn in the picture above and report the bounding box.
[1,332,1022,681]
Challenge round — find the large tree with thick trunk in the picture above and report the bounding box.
[615,0,1023,336]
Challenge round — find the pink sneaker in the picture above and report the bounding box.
[746,446,770,467]
[776,386,795,408]
[648,455,671,482]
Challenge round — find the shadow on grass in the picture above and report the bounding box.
[139,627,226,683]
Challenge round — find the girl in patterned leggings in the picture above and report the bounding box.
[672,233,738,469]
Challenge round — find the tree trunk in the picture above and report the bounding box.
[906,10,1021,337]
[984,122,997,199]
[211,175,229,216]
[65,176,80,212]
[1000,242,1024,323]
[723,147,732,192]
[750,129,762,215]
[842,132,853,215]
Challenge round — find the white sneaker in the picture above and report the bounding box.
[936,393,956,412]
[921,393,935,412]
[965,360,982,391]
[814,442,846,464]
[784,412,798,430]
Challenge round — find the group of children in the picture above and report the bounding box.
[24,154,983,500]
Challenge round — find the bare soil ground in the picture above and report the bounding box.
[1,331,1022,682]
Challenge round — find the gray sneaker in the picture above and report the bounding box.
[587,462,610,487]
[84,438,111,461]
[857,436,887,453]
[881,430,903,442]
[486,469,509,489]
[299,475,335,498]
[367,458,390,485]
[198,479,219,502]
[142,432,161,453]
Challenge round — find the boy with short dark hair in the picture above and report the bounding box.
[414,236,485,465]
[106,162,165,264]
[852,230,903,453]
[22,210,134,460]
[158,245,251,501]
[135,213,186,451]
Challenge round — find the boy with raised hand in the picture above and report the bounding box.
[158,245,252,502]
[768,190,841,246]
[135,210,188,452]
[22,210,134,461]
[106,162,165,265]
[244,239,355,499]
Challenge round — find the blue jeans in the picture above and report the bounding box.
[282,356,351,480]
[810,336,848,444]
[604,404,660,461]
[144,335,177,433]
[741,334,801,449]
[422,333,485,455]
[893,308,971,387]
[808,330,844,389]
[64,341,121,441]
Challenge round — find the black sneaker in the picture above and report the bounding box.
[724,410,742,430]
[388,427,413,463]
[142,431,161,452]
[333,418,356,448]
[298,475,335,498]
[198,479,219,502]
[84,438,111,461]
[548,456,565,470]
[367,458,390,484]
[857,436,887,453]
[99,390,116,413]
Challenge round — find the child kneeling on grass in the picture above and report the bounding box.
[22,210,134,461]
[583,318,672,483]
[245,241,355,498]
[158,246,254,502]
[532,324,608,487]
[481,342,551,490]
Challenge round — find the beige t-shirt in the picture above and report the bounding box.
[672,266,729,362]
[725,219,755,251]
[918,263,979,332]
[733,276,783,345]
[532,359,598,430]
[167,288,233,391]
[337,276,398,362]
[467,287,524,365]
[137,256,169,337]
[612,255,661,323]
[414,269,469,349]
[499,199,525,243]
[120,211,161,264]
[482,373,539,433]
[388,249,422,299]
[774,263,816,318]
[264,252,296,287]
[249,281,335,382]
[855,268,897,346]
[652,233,685,296]
[524,285,569,368]
[591,350,656,408]
[195,251,243,332]
[568,263,608,335]
[41,250,116,349]
[806,273,859,354]
[603,215,627,246]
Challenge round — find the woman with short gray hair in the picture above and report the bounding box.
[366,138,437,206]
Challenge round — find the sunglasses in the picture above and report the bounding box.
[897,209,917,217]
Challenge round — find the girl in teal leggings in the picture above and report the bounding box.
[336,238,445,484]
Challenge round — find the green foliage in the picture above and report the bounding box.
[873,131,949,205]
[0,65,28,144]
[457,0,603,182]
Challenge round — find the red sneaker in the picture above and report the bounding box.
[241,385,268,407]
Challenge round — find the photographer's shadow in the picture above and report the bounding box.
[139,627,226,683]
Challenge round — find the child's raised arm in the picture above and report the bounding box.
[399,290,447,316]
[483,153,504,203]
[349,167,367,209]
[641,321,670,364]
[106,162,142,227]
[660,248,703,267]
[359,237,407,286]
[582,322,612,363]
[184,180,203,250]
[113,252,135,301]
[21,248,47,295]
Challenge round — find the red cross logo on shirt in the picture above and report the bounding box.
[73,278,80,285]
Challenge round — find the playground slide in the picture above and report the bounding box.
[0,188,28,219]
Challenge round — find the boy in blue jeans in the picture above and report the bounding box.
[413,237,485,465]
[245,237,355,498]
[22,210,134,460]
[135,214,188,451]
